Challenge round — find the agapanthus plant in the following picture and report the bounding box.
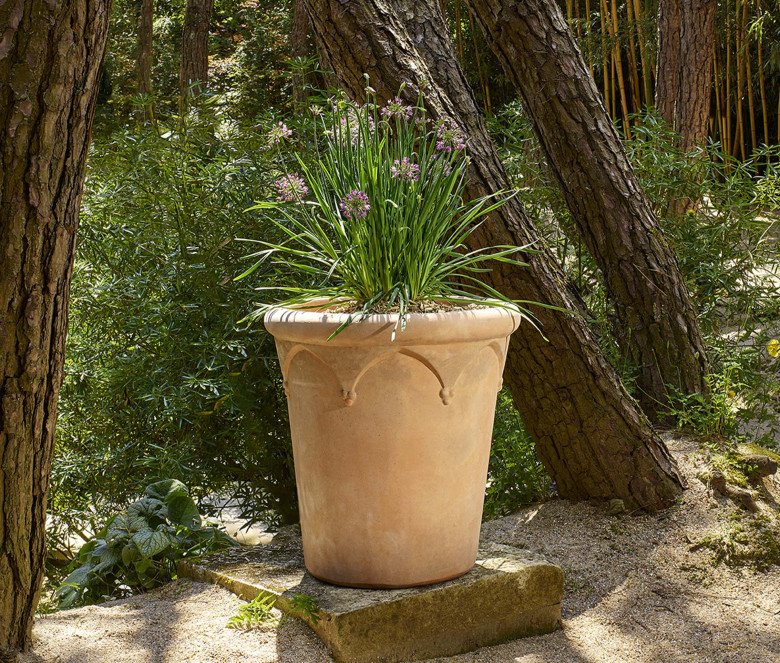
[238,84,535,337]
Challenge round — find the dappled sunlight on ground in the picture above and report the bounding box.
[24,435,780,663]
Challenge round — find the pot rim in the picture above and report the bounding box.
[264,298,523,346]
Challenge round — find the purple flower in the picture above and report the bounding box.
[275,173,308,202]
[339,114,375,146]
[390,157,420,182]
[340,190,371,219]
[381,96,414,121]
[435,120,466,153]
[268,121,293,146]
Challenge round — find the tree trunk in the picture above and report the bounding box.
[303,0,685,511]
[179,0,213,99]
[655,0,718,151]
[0,1,111,659]
[290,0,310,106]
[137,0,154,119]
[464,0,710,417]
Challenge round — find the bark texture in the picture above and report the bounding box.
[137,0,154,120]
[179,0,214,97]
[0,1,111,658]
[465,0,710,416]
[137,0,154,96]
[656,0,718,151]
[303,0,685,510]
[291,0,310,105]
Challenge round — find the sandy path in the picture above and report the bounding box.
[21,435,780,663]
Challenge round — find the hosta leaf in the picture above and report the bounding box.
[166,494,201,530]
[127,497,167,529]
[106,514,133,540]
[132,528,172,558]
[122,542,140,566]
[99,543,123,566]
[145,479,189,502]
[61,562,95,588]
[135,558,153,576]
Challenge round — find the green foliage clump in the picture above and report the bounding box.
[56,480,236,609]
[660,362,744,438]
[51,99,300,562]
[484,390,551,520]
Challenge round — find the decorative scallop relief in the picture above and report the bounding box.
[276,338,509,406]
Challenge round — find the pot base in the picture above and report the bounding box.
[307,565,473,589]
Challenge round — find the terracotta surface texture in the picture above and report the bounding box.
[178,526,563,663]
[264,304,522,587]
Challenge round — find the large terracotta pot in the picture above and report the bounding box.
[264,303,521,588]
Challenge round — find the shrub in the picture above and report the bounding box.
[484,390,551,519]
[55,480,236,609]
[51,99,300,563]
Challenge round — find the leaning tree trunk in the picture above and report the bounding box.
[656,0,718,152]
[303,0,685,510]
[0,1,111,659]
[464,0,710,418]
[179,0,214,99]
[137,0,154,119]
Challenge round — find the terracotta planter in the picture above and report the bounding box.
[265,303,521,588]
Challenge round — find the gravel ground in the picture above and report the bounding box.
[21,434,780,663]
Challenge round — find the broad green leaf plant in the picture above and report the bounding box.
[238,84,535,337]
[55,479,236,608]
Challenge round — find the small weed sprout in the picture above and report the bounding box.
[228,594,277,629]
[280,593,322,626]
[228,592,322,630]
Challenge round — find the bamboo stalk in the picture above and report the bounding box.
[586,0,594,75]
[726,0,733,157]
[756,2,769,146]
[625,0,642,110]
[454,0,464,60]
[734,0,745,159]
[610,0,631,136]
[745,36,757,153]
[713,43,725,149]
[645,0,657,78]
[575,0,582,40]
[599,0,611,109]
[632,0,651,106]
[743,0,756,153]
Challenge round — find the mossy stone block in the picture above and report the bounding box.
[178,527,563,663]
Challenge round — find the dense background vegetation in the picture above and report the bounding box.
[47,0,780,598]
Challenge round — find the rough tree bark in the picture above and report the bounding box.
[464,0,710,417]
[291,0,310,105]
[137,0,154,119]
[179,0,214,98]
[656,0,718,152]
[303,0,686,510]
[0,1,112,659]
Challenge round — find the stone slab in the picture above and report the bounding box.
[178,527,563,663]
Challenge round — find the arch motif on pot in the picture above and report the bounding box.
[278,339,507,407]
